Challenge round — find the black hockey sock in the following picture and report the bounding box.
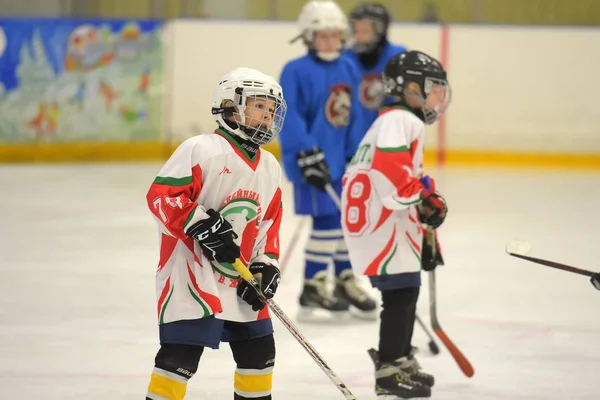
[404,288,419,356]
[378,286,420,363]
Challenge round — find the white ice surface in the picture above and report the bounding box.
[1,164,599,399]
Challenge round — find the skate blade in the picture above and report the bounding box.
[349,305,378,321]
[296,307,350,324]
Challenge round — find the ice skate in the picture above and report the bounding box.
[297,271,350,322]
[404,346,435,387]
[369,347,435,388]
[368,348,431,399]
[334,269,378,320]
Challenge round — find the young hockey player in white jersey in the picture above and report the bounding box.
[144,67,286,400]
[279,0,377,320]
[341,51,451,399]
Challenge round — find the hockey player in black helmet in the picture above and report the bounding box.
[382,50,452,125]
[346,3,408,128]
[341,50,451,399]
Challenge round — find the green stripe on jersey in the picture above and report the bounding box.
[377,145,409,153]
[159,286,174,324]
[187,284,211,318]
[183,207,197,231]
[153,175,193,186]
[380,244,397,275]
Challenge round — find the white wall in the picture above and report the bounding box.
[448,25,600,153]
[165,20,600,154]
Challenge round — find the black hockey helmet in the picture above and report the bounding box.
[382,50,451,124]
[349,3,391,54]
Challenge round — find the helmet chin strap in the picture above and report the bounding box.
[223,118,250,139]
[394,96,428,124]
[212,103,249,139]
[222,119,260,155]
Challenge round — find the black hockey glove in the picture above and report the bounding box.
[186,209,240,264]
[418,191,448,229]
[237,262,281,311]
[591,273,600,291]
[297,148,331,192]
[421,233,444,271]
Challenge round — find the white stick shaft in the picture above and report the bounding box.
[325,184,342,210]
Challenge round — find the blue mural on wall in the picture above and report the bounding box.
[0,18,165,143]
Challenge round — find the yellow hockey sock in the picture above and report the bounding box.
[233,366,274,399]
[146,367,189,400]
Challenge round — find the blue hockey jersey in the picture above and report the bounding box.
[278,53,367,216]
[345,41,408,129]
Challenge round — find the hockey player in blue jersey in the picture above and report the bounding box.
[279,0,377,319]
[346,3,408,128]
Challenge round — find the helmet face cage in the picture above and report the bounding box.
[230,89,287,146]
[405,77,452,125]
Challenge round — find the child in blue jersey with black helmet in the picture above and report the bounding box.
[279,0,377,320]
[346,3,409,129]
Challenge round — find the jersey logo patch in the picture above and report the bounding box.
[325,83,351,128]
[359,73,385,110]
[219,166,231,175]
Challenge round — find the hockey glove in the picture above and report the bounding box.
[237,262,281,311]
[591,273,600,291]
[297,148,331,192]
[418,191,447,229]
[186,209,240,264]
[421,233,445,271]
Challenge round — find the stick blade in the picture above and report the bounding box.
[506,240,532,257]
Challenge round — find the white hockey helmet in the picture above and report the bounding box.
[295,0,348,60]
[212,67,287,146]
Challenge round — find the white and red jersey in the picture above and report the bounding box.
[146,129,283,325]
[341,106,428,277]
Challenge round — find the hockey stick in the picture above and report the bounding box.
[415,314,440,355]
[325,183,342,209]
[506,240,600,290]
[232,260,358,399]
[426,228,475,377]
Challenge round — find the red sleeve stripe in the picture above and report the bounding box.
[263,187,283,260]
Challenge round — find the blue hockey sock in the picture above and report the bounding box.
[333,238,352,277]
[304,214,342,280]
[305,260,327,280]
